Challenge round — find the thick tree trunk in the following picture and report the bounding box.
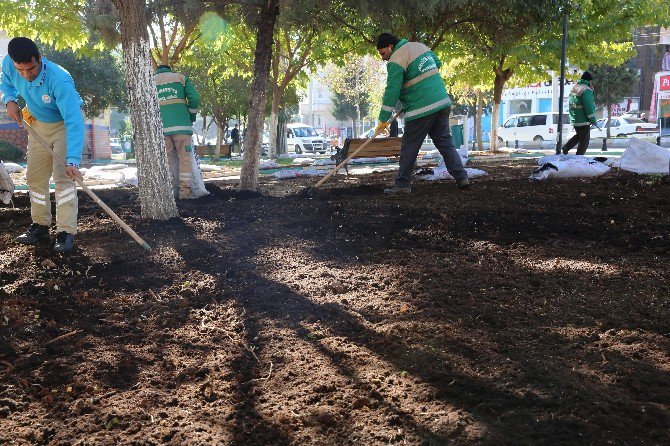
[112,0,177,220]
[268,85,281,159]
[239,0,280,190]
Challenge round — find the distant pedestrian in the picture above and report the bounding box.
[230,124,240,154]
[374,33,468,194]
[640,112,648,123]
[154,64,200,199]
[561,71,597,155]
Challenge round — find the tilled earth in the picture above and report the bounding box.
[1,159,669,445]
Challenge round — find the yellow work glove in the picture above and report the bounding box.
[374,121,389,135]
[21,108,36,125]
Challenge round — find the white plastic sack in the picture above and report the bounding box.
[415,167,487,181]
[0,161,14,204]
[292,157,316,166]
[199,163,223,172]
[117,167,138,187]
[2,162,24,173]
[89,163,127,171]
[435,153,469,168]
[259,160,280,169]
[84,169,124,182]
[530,158,610,180]
[312,158,336,166]
[168,150,209,199]
[614,137,670,174]
[537,154,592,165]
[421,150,440,160]
[273,169,328,179]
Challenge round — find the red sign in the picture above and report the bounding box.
[661,75,670,91]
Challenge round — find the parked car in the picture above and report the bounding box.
[286,123,327,154]
[590,117,658,138]
[497,112,574,144]
[110,142,123,154]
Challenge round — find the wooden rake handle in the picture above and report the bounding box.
[314,109,403,188]
[22,120,151,251]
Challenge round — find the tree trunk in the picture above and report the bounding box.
[268,85,281,159]
[491,65,512,151]
[198,114,207,145]
[215,123,224,161]
[356,104,361,138]
[606,104,612,138]
[112,0,177,220]
[476,89,483,151]
[239,0,280,191]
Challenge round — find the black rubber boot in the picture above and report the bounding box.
[16,223,50,245]
[457,178,471,190]
[53,231,75,253]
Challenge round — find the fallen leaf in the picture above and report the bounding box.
[399,304,409,313]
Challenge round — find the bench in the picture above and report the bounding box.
[195,144,231,159]
[334,137,402,173]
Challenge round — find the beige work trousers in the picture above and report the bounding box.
[164,134,193,190]
[26,120,78,234]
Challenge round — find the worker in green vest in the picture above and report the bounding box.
[154,65,201,199]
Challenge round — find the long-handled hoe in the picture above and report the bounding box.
[22,119,152,251]
[302,109,403,197]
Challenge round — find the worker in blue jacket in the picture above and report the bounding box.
[1,37,85,253]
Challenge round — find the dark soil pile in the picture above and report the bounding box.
[1,159,669,445]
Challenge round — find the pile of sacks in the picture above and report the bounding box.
[529,138,670,180]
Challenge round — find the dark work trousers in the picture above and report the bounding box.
[396,107,467,187]
[561,125,591,155]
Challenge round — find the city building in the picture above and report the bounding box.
[298,69,338,136]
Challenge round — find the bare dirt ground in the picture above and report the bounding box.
[1,159,669,445]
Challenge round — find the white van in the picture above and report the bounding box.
[286,123,326,154]
[497,112,575,144]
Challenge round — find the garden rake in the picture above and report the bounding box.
[22,119,151,251]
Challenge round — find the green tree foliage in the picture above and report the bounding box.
[0,0,89,51]
[85,0,218,66]
[324,55,385,136]
[331,90,369,122]
[211,10,345,157]
[41,45,126,118]
[589,64,639,138]
[329,0,471,51]
[180,37,251,158]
